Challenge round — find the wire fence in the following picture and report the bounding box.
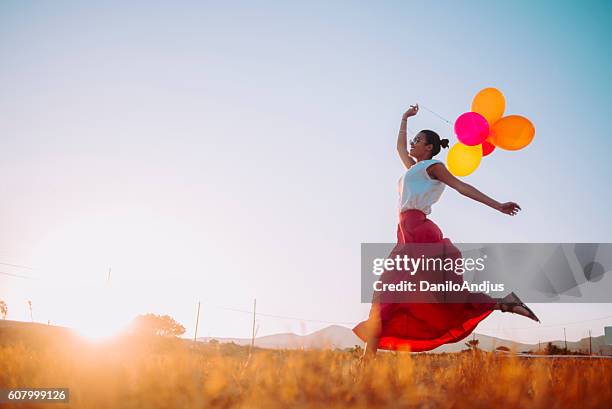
[495,351,612,359]
[2,259,611,332]
[0,101,609,348]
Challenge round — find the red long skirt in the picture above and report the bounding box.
[353,209,496,352]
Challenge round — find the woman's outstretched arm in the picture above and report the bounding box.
[428,163,521,215]
[397,105,418,169]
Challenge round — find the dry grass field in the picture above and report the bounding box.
[1,325,611,409]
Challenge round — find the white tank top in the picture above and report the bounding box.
[398,159,446,215]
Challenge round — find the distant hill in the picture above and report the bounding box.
[198,325,360,349]
[0,319,80,350]
[2,319,610,355]
[198,324,612,354]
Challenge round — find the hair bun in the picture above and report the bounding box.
[440,139,450,149]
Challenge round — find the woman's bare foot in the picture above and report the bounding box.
[358,350,378,369]
[498,292,540,322]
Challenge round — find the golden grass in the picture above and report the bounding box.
[1,333,611,409]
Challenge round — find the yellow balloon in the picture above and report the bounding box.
[489,115,535,151]
[471,88,506,126]
[447,142,482,177]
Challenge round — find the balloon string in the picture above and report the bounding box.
[420,104,453,126]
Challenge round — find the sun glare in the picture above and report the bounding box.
[75,319,128,341]
[69,286,134,342]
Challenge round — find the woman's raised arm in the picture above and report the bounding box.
[428,163,521,216]
[397,104,418,169]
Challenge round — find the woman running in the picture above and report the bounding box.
[353,103,540,358]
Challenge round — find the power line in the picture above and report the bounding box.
[479,314,612,331]
[3,260,610,330]
[212,304,612,330]
[0,270,37,280]
[212,304,357,326]
[0,260,107,282]
[0,262,35,270]
[3,258,612,331]
[216,304,612,330]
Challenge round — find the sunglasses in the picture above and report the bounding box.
[410,136,424,145]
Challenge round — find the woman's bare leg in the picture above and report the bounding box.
[362,302,381,359]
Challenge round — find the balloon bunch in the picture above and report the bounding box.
[447,88,535,176]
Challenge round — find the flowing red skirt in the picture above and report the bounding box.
[353,209,496,352]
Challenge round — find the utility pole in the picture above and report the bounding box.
[564,328,567,352]
[589,330,592,356]
[193,301,201,342]
[107,267,112,284]
[250,298,257,350]
[27,300,33,322]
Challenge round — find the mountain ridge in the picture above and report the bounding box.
[197,324,612,354]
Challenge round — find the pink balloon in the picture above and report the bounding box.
[454,112,489,146]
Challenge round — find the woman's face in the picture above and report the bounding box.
[409,132,433,158]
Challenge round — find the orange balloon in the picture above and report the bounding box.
[489,115,535,151]
[471,88,505,126]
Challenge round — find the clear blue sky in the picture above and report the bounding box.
[1,1,611,344]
